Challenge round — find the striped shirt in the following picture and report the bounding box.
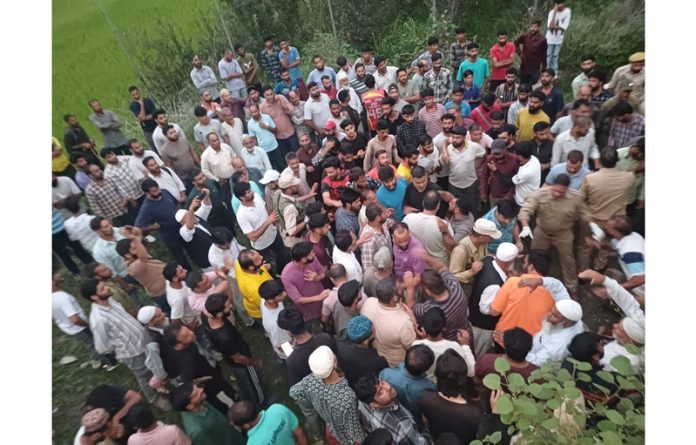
[52,209,65,235]
[412,269,470,341]
[90,298,147,360]
[359,223,391,271]
[418,104,446,138]
[104,158,144,200]
[85,178,127,220]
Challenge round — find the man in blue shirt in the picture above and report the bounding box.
[229,400,308,445]
[247,103,285,171]
[128,86,158,152]
[273,67,300,98]
[376,166,408,222]
[307,55,337,87]
[135,178,191,269]
[456,43,489,92]
[545,149,589,190]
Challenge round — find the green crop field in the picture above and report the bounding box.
[52,0,208,143]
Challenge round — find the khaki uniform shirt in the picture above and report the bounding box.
[519,187,591,234]
[449,235,488,283]
[580,168,635,222]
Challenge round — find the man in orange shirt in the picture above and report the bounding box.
[486,250,555,350]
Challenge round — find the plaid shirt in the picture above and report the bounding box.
[423,68,453,104]
[396,120,428,152]
[85,177,127,220]
[90,298,147,360]
[358,401,430,445]
[104,157,144,200]
[259,46,282,83]
[360,223,391,270]
[335,207,360,236]
[608,114,645,149]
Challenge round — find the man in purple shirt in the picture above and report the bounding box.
[515,20,548,87]
[391,222,427,282]
[280,241,331,330]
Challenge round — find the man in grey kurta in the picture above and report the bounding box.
[88,100,130,155]
[190,54,220,100]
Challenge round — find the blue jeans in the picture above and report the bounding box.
[547,44,562,73]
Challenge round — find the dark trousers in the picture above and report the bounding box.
[520,73,540,88]
[228,363,265,406]
[143,130,157,155]
[112,206,138,227]
[53,229,93,274]
[448,179,482,217]
[266,147,287,171]
[258,233,291,276]
[72,328,118,366]
[205,373,238,415]
[278,133,299,155]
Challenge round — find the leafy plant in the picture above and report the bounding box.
[472,351,644,445]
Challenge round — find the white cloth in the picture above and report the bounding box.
[546,8,572,45]
[412,338,476,380]
[178,203,213,242]
[512,155,541,205]
[221,119,245,156]
[541,276,571,302]
[208,242,242,278]
[402,213,455,264]
[52,176,82,220]
[240,147,273,174]
[303,93,332,129]
[201,144,237,181]
[526,319,584,366]
[478,260,509,315]
[600,340,642,375]
[447,141,486,189]
[261,302,292,359]
[52,290,87,335]
[603,277,644,327]
[373,66,399,91]
[166,282,198,324]
[64,213,98,252]
[237,193,278,250]
[551,129,599,168]
[332,246,363,284]
[417,146,440,182]
[128,151,164,181]
[150,168,186,199]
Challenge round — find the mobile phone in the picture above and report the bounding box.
[197,192,206,201]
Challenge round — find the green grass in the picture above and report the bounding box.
[52,0,210,142]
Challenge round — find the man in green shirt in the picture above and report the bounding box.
[236,44,262,91]
[170,383,244,445]
[229,400,309,445]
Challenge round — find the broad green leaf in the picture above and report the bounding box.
[568,358,593,371]
[529,369,544,382]
[507,425,516,435]
[597,420,618,432]
[495,394,514,415]
[469,441,483,445]
[600,430,622,445]
[605,409,625,425]
[500,413,513,424]
[632,414,645,430]
[507,373,525,386]
[593,382,611,395]
[541,417,558,430]
[617,376,636,390]
[563,386,582,400]
[546,398,562,410]
[618,398,634,412]
[516,399,537,416]
[597,370,616,384]
[488,431,502,444]
[578,437,595,445]
[483,373,501,390]
[625,344,642,355]
[610,355,634,376]
[528,382,542,397]
[557,368,572,382]
[517,418,529,431]
[494,356,511,373]
[576,371,592,383]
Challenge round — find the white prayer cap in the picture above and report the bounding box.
[495,243,518,262]
[308,345,335,379]
[175,209,187,223]
[137,306,157,324]
[556,299,583,322]
[621,318,645,344]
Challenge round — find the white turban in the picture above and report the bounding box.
[308,345,335,379]
[175,209,187,223]
[336,70,348,83]
[556,299,583,322]
[621,318,645,344]
[137,306,157,324]
[495,243,518,262]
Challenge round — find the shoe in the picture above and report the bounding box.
[152,398,171,411]
[102,363,119,372]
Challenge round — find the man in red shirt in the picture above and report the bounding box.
[360,74,386,135]
[489,30,517,92]
[320,156,349,210]
[470,93,503,132]
[480,139,520,208]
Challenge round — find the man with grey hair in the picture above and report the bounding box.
[200,132,236,204]
[239,133,273,177]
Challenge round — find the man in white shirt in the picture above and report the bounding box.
[511,142,541,205]
[526,298,584,366]
[52,174,83,220]
[402,190,456,264]
[332,230,364,284]
[52,270,118,370]
[63,196,98,253]
[152,110,186,153]
[546,0,572,73]
[200,132,236,204]
[551,117,599,169]
[233,181,290,272]
[142,156,187,203]
[303,83,332,139]
[127,139,164,181]
[373,56,398,91]
[220,108,245,156]
[258,279,292,359]
[162,261,198,328]
[441,125,486,214]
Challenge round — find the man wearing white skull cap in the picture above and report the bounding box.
[526,299,585,366]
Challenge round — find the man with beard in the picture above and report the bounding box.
[281,242,331,329]
[365,119,399,172]
[115,235,169,314]
[88,99,130,155]
[535,68,564,123]
[552,116,599,168]
[423,52,452,105]
[441,125,486,215]
[506,83,530,127]
[416,134,439,182]
[159,124,199,194]
[376,166,408,222]
[456,43,489,91]
[274,66,300,98]
[283,151,317,199]
[136,179,192,269]
[551,98,594,136]
[127,138,163,180]
[524,296,584,366]
[85,163,135,226]
[142,156,187,203]
[350,62,369,97]
[128,85,158,151]
[403,165,454,219]
[320,156,349,210]
[83,278,161,405]
[394,147,420,183]
[276,171,308,247]
[152,109,187,153]
[489,31,517,92]
[303,81,332,140]
[218,48,247,99]
[187,170,235,235]
[495,68,520,118]
[190,54,220,100]
[481,139,520,208]
[432,112,456,189]
[63,114,100,165]
[571,54,595,97]
[199,132,235,205]
[514,20,548,87]
[587,70,614,108]
[607,102,645,150]
[380,97,405,135]
[516,91,550,142]
[260,36,282,84]
[235,44,261,91]
[174,190,215,269]
[391,222,427,282]
[525,121,554,185]
[192,106,222,152]
[595,79,642,148]
[101,148,144,211]
[360,204,392,271]
[396,67,420,107]
[307,54,337,87]
[396,105,427,154]
[199,90,222,119]
[261,86,299,156]
[606,52,645,112]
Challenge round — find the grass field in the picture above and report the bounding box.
[52,0,210,142]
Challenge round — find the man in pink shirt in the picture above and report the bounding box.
[260,85,300,155]
[489,31,517,91]
[185,269,229,315]
[127,404,191,445]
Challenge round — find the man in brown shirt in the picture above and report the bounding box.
[115,235,169,314]
[578,147,634,270]
[260,86,300,155]
[518,173,592,295]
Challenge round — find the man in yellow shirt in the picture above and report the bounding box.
[234,249,273,321]
[395,146,420,182]
[516,91,550,141]
[52,137,74,178]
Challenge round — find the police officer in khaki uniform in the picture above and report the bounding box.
[518,173,592,296]
[578,147,634,270]
[606,52,645,112]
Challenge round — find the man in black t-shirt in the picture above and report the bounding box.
[527,121,554,185]
[336,315,388,387]
[203,293,265,406]
[84,384,143,443]
[340,120,369,159]
[403,165,455,219]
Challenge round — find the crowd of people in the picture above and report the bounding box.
[53,2,645,443]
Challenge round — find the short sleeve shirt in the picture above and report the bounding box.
[247,404,300,445]
[447,141,486,188]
